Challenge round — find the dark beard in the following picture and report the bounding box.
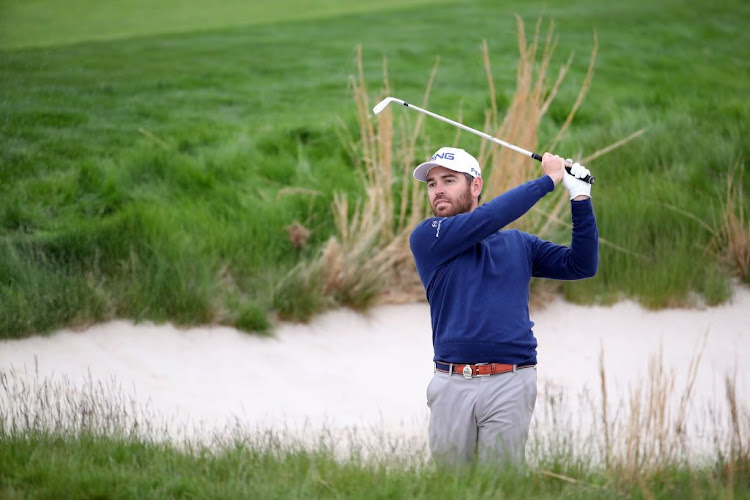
[431,185,473,217]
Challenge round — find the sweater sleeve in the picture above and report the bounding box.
[530,198,599,280]
[410,176,554,271]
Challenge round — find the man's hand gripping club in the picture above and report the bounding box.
[541,153,592,201]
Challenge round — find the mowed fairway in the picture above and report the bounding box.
[1,0,749,337]
[0,0,452,48]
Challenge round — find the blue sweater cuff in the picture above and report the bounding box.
[571,197,593,214]
[540,175,555,193]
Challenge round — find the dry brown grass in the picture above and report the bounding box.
[618,344,698,476]
[285,221,311,248]
[291,15,644,312]
[479,17,585,200]
[275,46,435,314]
[716,160,750,283]
[480,16,593,239]
[533,336,750,480]
[600,334,745,480]
[316,46,436,307]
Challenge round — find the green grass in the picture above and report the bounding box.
[1,431,748,499]
[0,0,451,49]
[1,0,750,337]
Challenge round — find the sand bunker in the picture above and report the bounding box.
[2,287,748,458]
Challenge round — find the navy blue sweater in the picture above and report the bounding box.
[409,175,599,365]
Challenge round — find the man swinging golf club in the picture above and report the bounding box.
[409,146,599,467]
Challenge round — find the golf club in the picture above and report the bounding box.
[372,96,595,184]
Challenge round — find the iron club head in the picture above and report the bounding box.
[372,97,404,115]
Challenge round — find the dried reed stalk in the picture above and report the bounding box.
[308,47,437,309]
[478,15,597,240]
[598,337,712,478]
[479,15,560,199]
[534,342,749,478]
[599,342,611,469]
[718,160,749,282]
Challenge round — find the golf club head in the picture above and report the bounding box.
[372,97,404,115]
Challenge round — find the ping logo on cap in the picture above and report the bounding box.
[431,152,456,161]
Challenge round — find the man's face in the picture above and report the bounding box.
[426,166,477,217]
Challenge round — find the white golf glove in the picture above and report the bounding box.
[563,159,592,200]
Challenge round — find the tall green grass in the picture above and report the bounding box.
[1,0,749,336]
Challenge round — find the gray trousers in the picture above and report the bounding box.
[426,366,537,467]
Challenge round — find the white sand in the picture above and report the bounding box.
[2,287,749,456]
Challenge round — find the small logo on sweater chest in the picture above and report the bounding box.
[431,219,444,237]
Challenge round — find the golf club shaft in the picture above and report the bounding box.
[373,97,595,184]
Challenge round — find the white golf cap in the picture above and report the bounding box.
[413,147,481,183]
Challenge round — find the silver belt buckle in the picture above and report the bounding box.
[462,365,473,379]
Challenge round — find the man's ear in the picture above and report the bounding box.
[472,177,483,197]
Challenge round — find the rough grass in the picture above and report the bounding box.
[1,0,749,336]
[1,351,748,499]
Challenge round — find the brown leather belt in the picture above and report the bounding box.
[434,361,536,379]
